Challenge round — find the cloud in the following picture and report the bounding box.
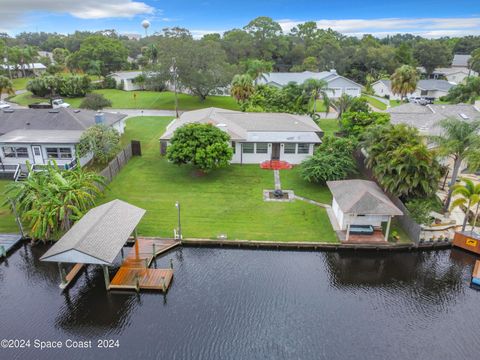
[0,0,154,31]
[277,17,480,38]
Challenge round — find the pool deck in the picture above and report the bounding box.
[109,238,179,292]
[0,234,23,258]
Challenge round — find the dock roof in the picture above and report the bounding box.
[40,200,146,265]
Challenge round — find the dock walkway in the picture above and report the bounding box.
[0,234,23,258]
[109,238,179,292]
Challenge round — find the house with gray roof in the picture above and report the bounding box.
[0,108,127,175]
[257,70,362,98]
[327,180,403,242]
[417,54,478,84]
[387,103,480,136]
[452,54,471,68]
[160,107,322,164]
[372,79,455,100]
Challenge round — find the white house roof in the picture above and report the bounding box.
[0,63,47,70]
[258,70,362,88]
[110,71,143,80]
[327,180,403,216]
[452,54,471,67]
[160,107,322,143]
[0,130,84,144]
[41,200,146,265]
[387,103,480,136]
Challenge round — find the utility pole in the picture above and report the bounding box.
[171,57,179,118]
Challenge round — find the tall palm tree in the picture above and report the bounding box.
[430,117,480,210]
[230,74,255,104]
[450,179,480,231]
[391,65,418,101]
[0,75,14,100]
[331,93,353,118]
[302,78,329,115]
[5,163,106,242]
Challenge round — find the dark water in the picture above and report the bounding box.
[1,243,479,360]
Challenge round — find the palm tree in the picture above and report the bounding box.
[450,179,480,231]
[331,93,353,118]
[302,78,329,115]
[5,163,106,242]
[244,59,273,84]
[430,117,480,210]
[0,75,14,100]
[391,65,418,101]
[230,74,255,104]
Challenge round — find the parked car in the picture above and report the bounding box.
[0,101,10,109]
[52,98,70,108]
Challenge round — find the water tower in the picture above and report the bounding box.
[141,20,151,37]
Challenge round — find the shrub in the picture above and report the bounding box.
[103,76,117,89]
[27,74,91,98]
[80,93,112,111]
[405,197,442,225]
[341,111,390,137]
[77,124,120,165]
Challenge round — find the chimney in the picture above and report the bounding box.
[95,112,105,124]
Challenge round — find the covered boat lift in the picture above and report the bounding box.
[40,199,177,292]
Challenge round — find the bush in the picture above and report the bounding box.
[405,197,442,225]
[103,76,117,89]
[300,136,357,183]
[341,111,390,137]
[117,79,124,90]
[80,93,112,110]
[77,124,120,165]
[27,74,91,98]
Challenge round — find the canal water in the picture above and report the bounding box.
[0,243,479,360]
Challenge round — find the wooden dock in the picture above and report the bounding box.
[109,238,179,292]
[0,234,23,258]
[60,263,85,290]
[473,260,480,279]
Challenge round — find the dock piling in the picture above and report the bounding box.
[170,258,173,269]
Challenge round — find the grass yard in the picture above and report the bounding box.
[11,77,32,91]
[317,118,340,137]
[9,89,240,111]
[100,116,338,242]
[0,180,20,233]
[362,95,388,111]
[389,100,403,107]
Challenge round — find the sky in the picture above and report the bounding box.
[0,0,480,39]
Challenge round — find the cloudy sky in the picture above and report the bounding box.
[0,0,479,38]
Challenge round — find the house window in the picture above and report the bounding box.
[46,147,73,159]
[284,143,296,154]
[231,142,236,154]
[256,143,268,154]
[242,143,254,154]
[298,143,310,154]
[2,146,28,158]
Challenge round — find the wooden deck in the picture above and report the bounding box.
[109,238,179,292]
[0,234,23,258]
[473,260,480,279]
[337,230,387,244]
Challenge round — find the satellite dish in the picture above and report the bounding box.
[141,20,150,36]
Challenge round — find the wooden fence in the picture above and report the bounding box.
[354,150,422,243]
[99,143,133,184]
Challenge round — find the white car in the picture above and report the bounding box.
[0,101,10,109]
[52,99,70,108]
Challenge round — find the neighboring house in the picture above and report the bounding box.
[257,70,363,98]
[110,71,144,91]
[418,54,478,84]
[0,108,127,175]
[327,180,403,241]
[387,103,480,136]
[0,63,47,77]
[160,107,323,164]
[372,79,454,100]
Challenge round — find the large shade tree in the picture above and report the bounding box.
[5,164,106,242]
[430,117,480,210]
[167,123,233,173]
[390,65,418,101]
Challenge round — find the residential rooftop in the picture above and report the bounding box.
[0,129,84,144]
[376,79,454,92]
[257,70,362,88]
[452,54,471,67]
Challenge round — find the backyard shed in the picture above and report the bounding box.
[327,180,403,242]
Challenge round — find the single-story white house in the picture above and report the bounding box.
[0,108,127,177]
[327,180,403,241]
[160,107,323,164]
[372,79,455,100]
[257,70,363,98]
[110,71,144,91]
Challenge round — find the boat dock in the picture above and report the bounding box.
[109,238,179,292]
[0,234,23,258]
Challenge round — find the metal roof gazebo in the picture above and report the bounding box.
[41,199,146,290]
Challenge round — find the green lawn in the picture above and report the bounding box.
[389,100,403,107]
[9,89,240,111]
[362,95,388,111]
[0,180,20,233]
[100,116,337,242]
[317,118,340,137]
[11,77,32,91]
